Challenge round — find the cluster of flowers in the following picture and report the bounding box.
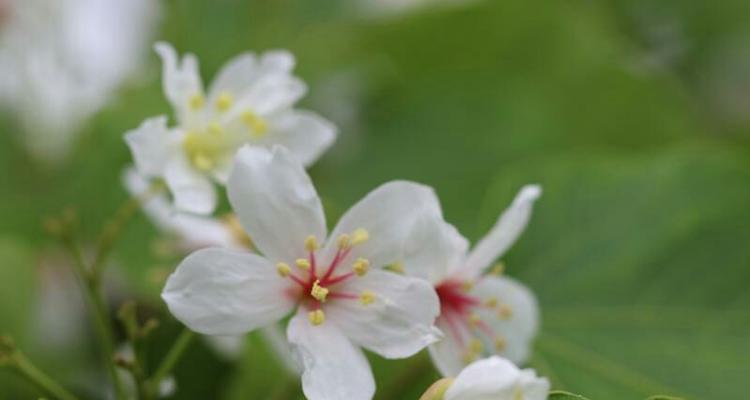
[125,42,548,400]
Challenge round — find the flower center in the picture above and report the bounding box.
[275,229,375,326]
[435,278,513,363]
[182,122,230,172]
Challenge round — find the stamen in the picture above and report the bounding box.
[216,91,233,111]
[359,290,376,305]
[352,257,370,277]
[462,338,483,363]
[491,262,506,276]
[310,280,329,302]
[308,309,325,326]
[304,235,319,252]
[352,228,369,245]
[189,94,205,110]
[295,258,310,271]
[207,122,223,135]
[462,281,474,292]
[484,297,498,308]
[494,336,506,351]
[498,304,513,320]
[192,154,214,171]
[467,312,481,327]
[241,110,268,138]
[276,262,291,277]
[384,262,405,274]
[336,234,351,250]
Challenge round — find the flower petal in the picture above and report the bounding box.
[400,213,469,284]
[518,369,551,400]
[164,154,217,215]
[236,73,307,116]
[428,318,472,377]
[162,248,295,335]
[472,276,540,364]
[461,185,541,279]
[262,110,337,167]
[227,145,327,263]
[154,42,203,119]
[321,181,442,269]
[444,356,520,400]
[208,50,295,100]
[287,312,375,400]
[327,269,442,359]
[124,116,173,177]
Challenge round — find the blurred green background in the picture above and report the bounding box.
[2,0,750,398]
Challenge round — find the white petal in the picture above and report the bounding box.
[164,154,217,215]
[427,319,471,377]
[287,312,375,400]
[444,356,520,400]
[154,42,203,117]
[461,185,541,279]
[472,276,540,364]
[327,270,442,359]
[208,50,295,100]
[227,145,326,263]
[236,73,307,115]
[321,181,442,269]
[124,116,173,177]
[400,213,468,284]
[262,110,337,167]
[518,369,551,400]
[162,248,295,335]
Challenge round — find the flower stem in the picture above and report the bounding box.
[1,338,80,400]
[64,237,127,400]
[148,328,194,393]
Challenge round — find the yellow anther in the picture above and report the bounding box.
[462,352,478,364]
[295,258,310,270]
[484,297,499,308]
[304,235,319,252]
[308,309,325,326]
[462,281,474,292]
[498,304,513,320]
[241,110,268,137]
[469,338,483,353]
[359,290,376,305]
[189,93,205,110]
[207,122,223,135]
[494,336,507,351]
[276,262,291,277]
[468,312,481,327]
[491,262,506,276]
[352,258,370,277]
[311,280,329,302]
[352,228,369,245]
[215,91,234,111]
[192,153,214,171]
[385,262,405,274]
[336,234,352,250]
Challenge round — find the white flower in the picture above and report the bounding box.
[400,185,542,376]
[126,42,337,215]
[162,145,442,400]
[0,0,159,162]
[443,356,549,400]
[122,167,247,251]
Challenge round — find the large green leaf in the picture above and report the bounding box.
[479,147,750,399]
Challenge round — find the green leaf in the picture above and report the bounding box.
[645,396,685,400]
[481,147,750,400]
[550,390,591,400]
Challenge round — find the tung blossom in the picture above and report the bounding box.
[0,0,159,161]
[126,42,336,215]
[402,185,541,376]
[163,145,444,400]
[442,356,549,400]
